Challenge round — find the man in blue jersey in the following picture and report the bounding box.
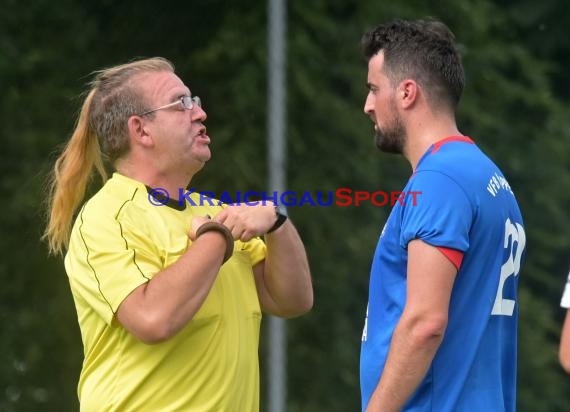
[359,19,526,411]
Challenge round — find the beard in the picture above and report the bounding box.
[374,115,406,154]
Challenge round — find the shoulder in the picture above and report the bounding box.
[415,141,502,194]
[71,177,154,244]
[83,183,147,224]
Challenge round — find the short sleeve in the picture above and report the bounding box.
[65,205,163,325]
[561,270,570,308]
[400,171,472,251]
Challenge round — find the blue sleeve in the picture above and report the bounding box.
[400,171,473,251]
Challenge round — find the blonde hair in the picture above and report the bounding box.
[44,57,174,255]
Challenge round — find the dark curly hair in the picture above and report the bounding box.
[362,19,465,111]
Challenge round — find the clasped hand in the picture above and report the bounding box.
[214,202,277,241]
[189,203,277,242]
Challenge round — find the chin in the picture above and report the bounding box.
[196,148,212,162]
[375,134,403,154]
[202,151,212,162]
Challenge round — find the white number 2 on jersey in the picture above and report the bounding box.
[491,218,526,316]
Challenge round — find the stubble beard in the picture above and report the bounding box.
[374,117,406,155]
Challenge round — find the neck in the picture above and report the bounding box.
[115,157,196,200]
[403,116,461,171]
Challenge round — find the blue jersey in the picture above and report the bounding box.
[360,137,525,411]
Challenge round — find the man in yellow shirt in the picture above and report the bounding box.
[44,57,313,411]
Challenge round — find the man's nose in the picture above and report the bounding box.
[363,93,374,115]
[192,105,207,122]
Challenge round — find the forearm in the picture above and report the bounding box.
[117,232,227,343]
[560,309,570,373]
[366,316,444,412]
[212,203,312,317]
[261,220,313,317]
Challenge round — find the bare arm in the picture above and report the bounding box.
[560,309,570,373]
[365,239,457,412]
[215,203,313,318]
[116,216,227,344]
[253,220,313,317]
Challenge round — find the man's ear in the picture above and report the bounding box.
[127,115,154,148]
[399,79,418,109]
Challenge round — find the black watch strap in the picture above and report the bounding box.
[267,209,287,234]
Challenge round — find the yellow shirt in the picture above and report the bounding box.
[65,173,266,412]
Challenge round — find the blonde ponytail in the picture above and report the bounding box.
[43,57,174,255]
[44,90,107,255]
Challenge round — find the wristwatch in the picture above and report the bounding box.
[267,206,287,234]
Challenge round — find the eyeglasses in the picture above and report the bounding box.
[139,95,201,116]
